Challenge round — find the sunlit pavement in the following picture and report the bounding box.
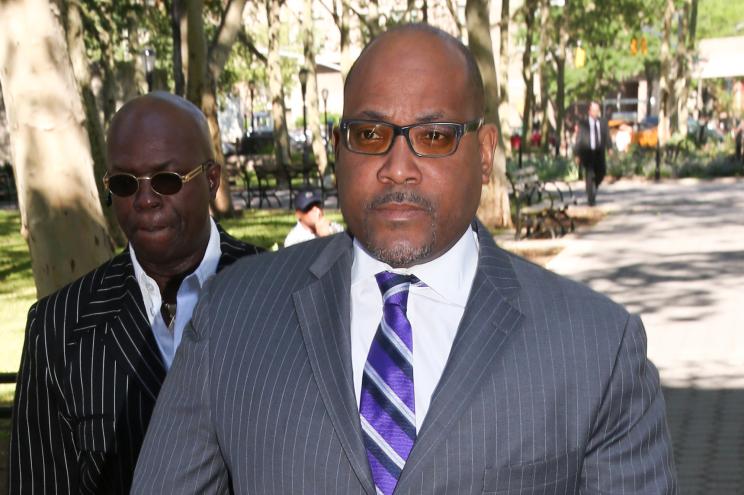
[548,177,744,494]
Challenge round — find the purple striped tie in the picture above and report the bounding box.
[360,272,418,495]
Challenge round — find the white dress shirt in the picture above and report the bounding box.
[130,218,222,369]
[350,227,479,431]
[589,116,600,150]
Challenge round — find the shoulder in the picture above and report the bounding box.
[192,233,347,332]
[500,248,637,356]
[25,251,132,347]
[514,250,625,314]
[213,233,341,293]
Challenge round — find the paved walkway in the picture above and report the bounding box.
[547,178,744,494]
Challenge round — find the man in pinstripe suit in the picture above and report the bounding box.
[133,25,676,494]
[8,93,262,494]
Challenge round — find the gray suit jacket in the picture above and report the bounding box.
[132,222,676,494]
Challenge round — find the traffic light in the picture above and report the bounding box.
[574,45,586,68]
[640,36,648,55]
[630,38,638,55]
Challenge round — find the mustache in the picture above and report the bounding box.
[366,191,434,212]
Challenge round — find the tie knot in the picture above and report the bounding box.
[375,271,419,306]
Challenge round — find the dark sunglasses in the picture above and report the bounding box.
[103,161,212,197]
[340,118,483,158]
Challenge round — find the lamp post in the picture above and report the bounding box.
[298,68,309,171]
[143,47,156,93]
[248,80,256,134]
[321,88,329,153]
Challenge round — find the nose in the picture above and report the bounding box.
[377,134,422,185]
[132,178,162,210]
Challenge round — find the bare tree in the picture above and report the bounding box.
[466,0,511,228]
[0,0,114,297]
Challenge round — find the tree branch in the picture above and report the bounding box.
[207,0,248,81]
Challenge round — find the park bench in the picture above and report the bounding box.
[507,166,576,240]
[0,372,16,418]
[0,168,16,207]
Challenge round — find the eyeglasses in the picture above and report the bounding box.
[103,161,212,197]
[340,118,483,158]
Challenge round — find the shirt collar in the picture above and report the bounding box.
[351,226,479,307]
[130,217,222,310]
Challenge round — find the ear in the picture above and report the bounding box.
[477,123,498,184]
[206,162,222,199]
[332,126,341,157]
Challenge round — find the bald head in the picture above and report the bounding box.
[345,24,485,116]
[107,91,213,162]
[105,91,221,272]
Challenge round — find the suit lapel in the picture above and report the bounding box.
[292,234,376,495]
[91,252,167,402]
[395,222,525,491]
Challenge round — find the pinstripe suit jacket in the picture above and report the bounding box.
[8,226,262,495]
[132,221,677,494]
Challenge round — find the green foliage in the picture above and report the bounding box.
[696,0,744,39]
[0,211,36,376]
[560,0,664,99]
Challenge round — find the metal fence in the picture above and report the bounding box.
[0,372,16,418]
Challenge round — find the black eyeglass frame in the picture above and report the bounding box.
[339,118,484,158]
[103,160,214,197]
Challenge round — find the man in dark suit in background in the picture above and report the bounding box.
[133,25,676,494]
[576,101,610,205]
[9,92,262,494]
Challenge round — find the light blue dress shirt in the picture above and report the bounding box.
[130,218,222,369]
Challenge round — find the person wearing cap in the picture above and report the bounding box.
[9,92,263,494]
[284,189,343,247]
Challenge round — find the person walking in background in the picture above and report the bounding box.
[9,92,262,494]
[576,101,610,205]
[284,189,343,247]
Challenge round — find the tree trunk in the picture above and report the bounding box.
[497,0,510,151]
[266,0,292,166]
[205,0,249,218]
[445,0,464,39]
[520,0,537,159]
[64,0,126,247]
[538,0,551,151]
[185,0,242,217]
[169,0,186,96]
[466,0,511,228]
[676,0,697,138]
[657,0,675,147]
[554,0,568,156]
[303,0,329,175]
[338,0,353,79]
[0,0,115,298]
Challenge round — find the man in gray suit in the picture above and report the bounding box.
[133,24,676,494]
